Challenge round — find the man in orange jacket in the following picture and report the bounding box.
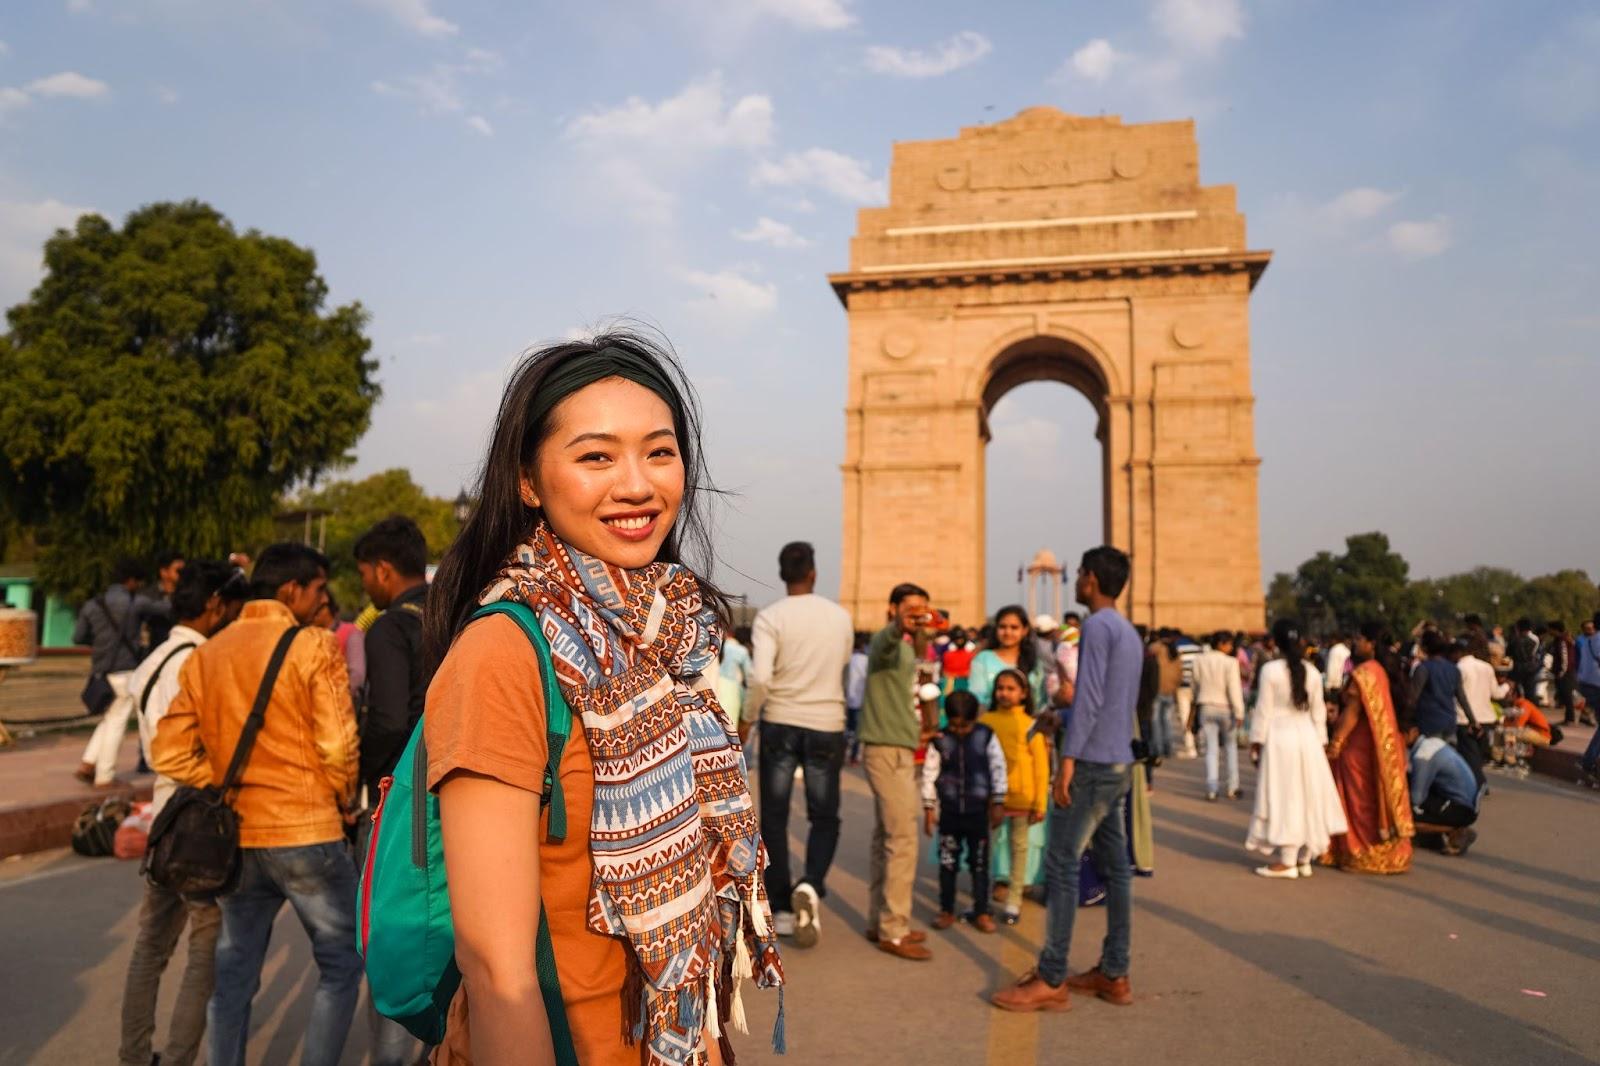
[152,542,360,1066]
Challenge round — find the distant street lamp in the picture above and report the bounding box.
[453,489,472,525]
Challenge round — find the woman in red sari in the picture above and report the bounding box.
[1324,623,1414,873]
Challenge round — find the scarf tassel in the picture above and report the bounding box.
[728,909,752,1035]
[621,953,645,1046]
[771,985,786,1055]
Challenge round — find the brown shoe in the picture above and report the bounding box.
[877,936,933,961]
[864,928,927,944]
[969,912,997,933]
[1065,966,1133,1006]
[931,912,957,930]
[74,763,95,785]
[991,970,1071,1013]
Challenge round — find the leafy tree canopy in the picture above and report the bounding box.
[0,201,380,600]
[288,468,460,612]
[1270,532,1598,637]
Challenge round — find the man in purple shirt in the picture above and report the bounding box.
[992,546,1142,1013]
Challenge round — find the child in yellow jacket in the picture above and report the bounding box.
[980,668,1050,923]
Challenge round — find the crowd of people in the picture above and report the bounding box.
[723,541,1600,1018]
[58,329,1599,1063]
[74,519,433,1066]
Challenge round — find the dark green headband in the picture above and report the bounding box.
[528,345,684,435]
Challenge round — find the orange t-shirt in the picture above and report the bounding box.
[1506,698,1552,741]
[425,614,632,1066]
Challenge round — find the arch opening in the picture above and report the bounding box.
[979,339,1111,618]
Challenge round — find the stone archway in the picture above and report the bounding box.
[831,107,1270,633]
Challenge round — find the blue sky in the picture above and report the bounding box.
[3,0,1596,612]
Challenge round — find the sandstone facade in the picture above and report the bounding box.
[832,107,1269,633]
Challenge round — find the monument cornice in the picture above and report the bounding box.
[828,249,1271,307]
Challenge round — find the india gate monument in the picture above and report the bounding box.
[831,107,1270,633]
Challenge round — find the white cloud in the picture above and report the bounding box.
[26,71,110,98]
[750,0,854,30]
[465,114,493,136]
[564,74,772,152]
[0,87,29,114]
[373,66,463,114]
[66,0,92,11]
[865,31,992,78]
[564,75,775,226]
[1152,0,1245,55]
[1387,216,1452,258]
[752,148,884,204]
[681,267,779,323]
[0,198,95,308]
[733,216,813,249]
[1319,187,1401,224]
[154,86,180,105]
[357,0,458,38]
[1069,38,1121,83]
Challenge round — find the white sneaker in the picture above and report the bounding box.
[792,883,821,948]
[1253,865,1299,880]
[1297,863,1314,878]
[773,910,797,937]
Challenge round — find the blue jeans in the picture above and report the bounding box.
[208,842,362,1066]
[1580,683,1600,772]
[1200,708,1238,794]
[758,721,845,912]
[1151,694,1176,757]
[1038,762,1133,986]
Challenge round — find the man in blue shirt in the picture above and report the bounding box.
[992,546,1142,1014]
[1576,615,1600,781]
[1406,722,1482,856]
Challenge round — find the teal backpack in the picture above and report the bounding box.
[356,601,577,1059]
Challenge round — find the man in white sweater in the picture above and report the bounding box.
[1192,631,1246,801]
[748,541,855,949]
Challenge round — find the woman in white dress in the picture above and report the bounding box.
[1246,619,1348,879]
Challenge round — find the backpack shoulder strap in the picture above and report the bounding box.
[139,642,198,716]
[469,602,573,843]
[221,626,302,794]
[468,602,579,1065]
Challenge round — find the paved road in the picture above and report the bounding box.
[3,756,1597,1065]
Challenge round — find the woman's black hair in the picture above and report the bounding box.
[1272,617,1310,711]
[424,327,729,676]
[1360,620,1409,715]
[992,667,1036,717]
[992,604,1039,679]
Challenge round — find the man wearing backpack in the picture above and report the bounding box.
[151,543,361,1066]
[74,557,150,787]
[352,515,429,1065]
[117,560,239,1066]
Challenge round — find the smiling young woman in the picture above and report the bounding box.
[422,331,784,1066]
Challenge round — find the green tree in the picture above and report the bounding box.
[289,469,459,611]
[1265,571,1297,624]
[1290,532,1419,636]
[0,201,380,600]
[1512,569,1599,630]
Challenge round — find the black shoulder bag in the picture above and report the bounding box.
[143,626,302,896]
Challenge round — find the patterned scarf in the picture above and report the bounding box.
[481,524,784,1065]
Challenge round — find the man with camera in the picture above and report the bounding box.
[859,582,941,961]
